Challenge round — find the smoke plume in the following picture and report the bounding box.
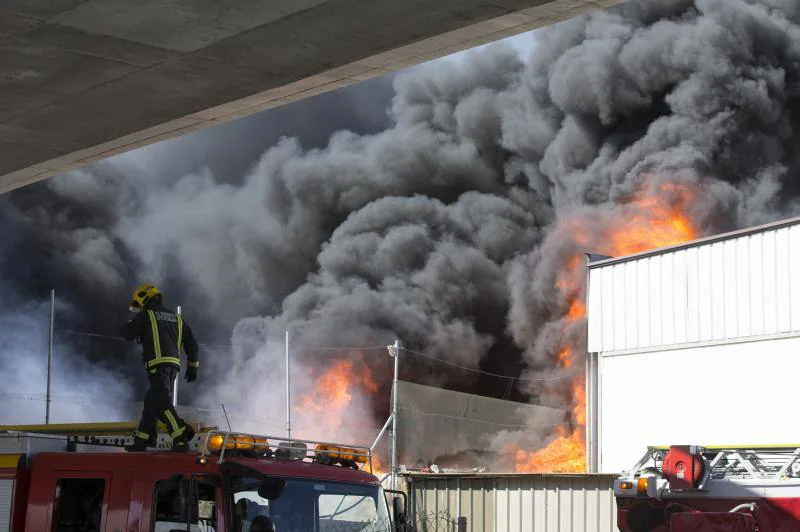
[1,0,799,465]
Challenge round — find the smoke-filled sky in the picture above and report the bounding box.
[1,0,799,446]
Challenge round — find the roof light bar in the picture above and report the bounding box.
[199,431,372,470]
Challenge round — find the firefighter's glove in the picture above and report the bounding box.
[185,366,198,383]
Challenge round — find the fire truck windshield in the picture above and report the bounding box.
[230,475,392,532]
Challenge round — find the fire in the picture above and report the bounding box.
[293,354,389,475]
[369,453,386,476]
[515,427,585,473]
[514,178,699,473]
[295,354,380,440]
[290,178,700,475]
[565,300,585,321]
[555,348,572,368]
[296,359,358,413]
[609,181,697,255]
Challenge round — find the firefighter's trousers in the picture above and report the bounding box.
[134,365,189,443]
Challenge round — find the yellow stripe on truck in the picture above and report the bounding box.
[0,422,138,435]
[0,454,21,469]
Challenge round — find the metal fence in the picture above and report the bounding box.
[404,473,618,532]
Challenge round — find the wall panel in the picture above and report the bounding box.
[588,223,800,353]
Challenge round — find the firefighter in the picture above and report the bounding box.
[121,283,199,452]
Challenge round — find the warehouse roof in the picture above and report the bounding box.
[588,214,800,269]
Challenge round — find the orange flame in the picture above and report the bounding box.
[609,181,697,255]
[565,300,586,321]
[369,453,386,476]
[555,348,572,369]
[296,359,357,412]
[295,354,380,443]
[514,426,585,473]
[513,178,699,472]
[294,355,387,475]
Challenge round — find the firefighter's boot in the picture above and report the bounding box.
[171,425,195,453]
[125,436,149,452]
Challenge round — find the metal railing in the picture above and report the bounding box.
[633,445,800,481]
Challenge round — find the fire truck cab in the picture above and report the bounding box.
[613,444,800,531]
[0,423,408,532]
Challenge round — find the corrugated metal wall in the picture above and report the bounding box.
[0,479,11,532]
[588,222,800,353]
[406,474,617,532]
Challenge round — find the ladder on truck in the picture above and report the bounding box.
[0,421,215,452]
[638,445,800,481]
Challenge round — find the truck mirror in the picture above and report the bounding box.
[393,496,405,521]
[385,489,409,531]
[257,476,286,500]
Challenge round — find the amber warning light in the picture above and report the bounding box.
[314,444,368,469]
[207,434,269,452]
[614,474,663,499]
[200,432,371,471]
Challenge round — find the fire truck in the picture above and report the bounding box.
[613,444,800,531]
[0,421,409,531]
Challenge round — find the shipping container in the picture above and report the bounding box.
[403,473,618,531]
[586,215,800,473]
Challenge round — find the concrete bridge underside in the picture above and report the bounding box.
[0,0,621,193]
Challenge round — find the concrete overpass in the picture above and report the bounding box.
[0,0,622,194]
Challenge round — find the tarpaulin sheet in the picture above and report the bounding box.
[396,381,565,466]
[670,512,755,532]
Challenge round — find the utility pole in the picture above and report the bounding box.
[369,338,402,487]
[174,305,181,408]
[285,330,292,440]
[46,289,55,424]
[390,339,400,491]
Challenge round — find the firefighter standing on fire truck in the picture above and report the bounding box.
[121,283,199,452]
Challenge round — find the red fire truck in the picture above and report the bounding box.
[0,422,409,531]
[613,444,800,531]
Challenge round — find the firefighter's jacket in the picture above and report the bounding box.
[121,303,199,372]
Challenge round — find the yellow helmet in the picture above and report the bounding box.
[130,283,162,312]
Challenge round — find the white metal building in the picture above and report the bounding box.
[585,216,800,473]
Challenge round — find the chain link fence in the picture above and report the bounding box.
[411,511,467,532]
